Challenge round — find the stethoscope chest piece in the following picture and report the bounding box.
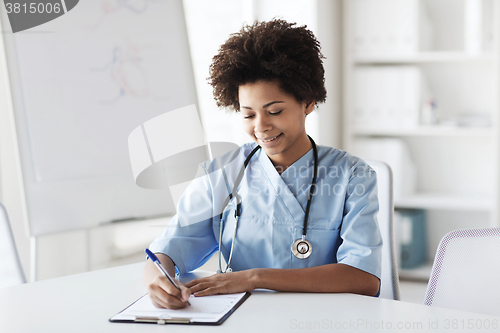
[292,237,312,259]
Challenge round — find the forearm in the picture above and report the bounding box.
[143,253,176,286]
[251,263,380,296]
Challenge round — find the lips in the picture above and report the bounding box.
[257,133,283,144]
[256,133,283,147]
[259,134,281,142]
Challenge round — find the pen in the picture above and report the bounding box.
[145,249,191,306]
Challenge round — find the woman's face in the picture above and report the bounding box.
[238,80,314,170]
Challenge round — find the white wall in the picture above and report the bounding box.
[184,0,342,148]
[316,0,342,148]
[0,29,31,280]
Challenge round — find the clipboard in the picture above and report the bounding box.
[110,292,250,325]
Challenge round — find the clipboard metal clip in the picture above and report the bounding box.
[134,316,192,324]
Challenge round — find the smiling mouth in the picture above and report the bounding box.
[258,134,282,143]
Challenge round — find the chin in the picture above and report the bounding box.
[262,146,283,156]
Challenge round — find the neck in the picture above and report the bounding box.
[270,134,312,174]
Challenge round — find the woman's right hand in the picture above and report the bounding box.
[146,275,191,309]
[143,253,191,309]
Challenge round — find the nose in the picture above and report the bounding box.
[254,114,272,133]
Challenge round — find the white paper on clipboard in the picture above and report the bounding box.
[111,292,248,324]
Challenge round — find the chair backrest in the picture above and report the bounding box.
[365,160,400,300]
[424,228,500,316]
[0,202,26,287]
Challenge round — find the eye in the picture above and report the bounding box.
[269,110,283,115]
[243,114,255,119]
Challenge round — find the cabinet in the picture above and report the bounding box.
[343,0,500,280]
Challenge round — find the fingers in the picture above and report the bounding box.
[186,271,254,296]
[184,275,218,289]
[147,275,190,309]
[149,290,187,309]
[179,284,191,302]
[188,281,210,294]
[185,277,213,293]
[184,278,201,289]
[192,286,219,297]
[188,280,225,296]
[185,274,233,296]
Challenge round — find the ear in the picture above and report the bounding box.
[304,101,315,115]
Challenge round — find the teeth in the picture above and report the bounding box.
[261,135,279,142]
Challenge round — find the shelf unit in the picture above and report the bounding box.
[355,51,495,64]
[398,262,434,281]
[395,193,492,211]
[352,125,492,138]
[343,0,500,281]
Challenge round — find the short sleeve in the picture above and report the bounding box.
[149,164,218,275]
[336,165,382,279]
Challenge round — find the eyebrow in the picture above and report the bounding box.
[241,101,285,110]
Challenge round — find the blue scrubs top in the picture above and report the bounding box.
[150,143,382,279]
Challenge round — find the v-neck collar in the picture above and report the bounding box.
[257,148,314,222]
[280,148,314,186]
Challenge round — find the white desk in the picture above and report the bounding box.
[1,263,499,333]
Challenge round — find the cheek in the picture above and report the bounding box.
[242,122,253,136]
[295,114,307,130]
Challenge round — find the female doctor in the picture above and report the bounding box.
[143,19,382,309]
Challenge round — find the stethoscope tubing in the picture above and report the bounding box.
[302,136,319,235]
[218,136,318,273]
[218,145,260,273]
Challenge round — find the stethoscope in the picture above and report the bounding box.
[217,135,319,274]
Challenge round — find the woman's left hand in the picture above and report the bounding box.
[185,270,258,296]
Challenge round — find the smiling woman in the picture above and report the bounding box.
[143,19,382,309]
[239,80,315,173]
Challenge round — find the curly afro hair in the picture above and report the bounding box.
[208,19,327,111]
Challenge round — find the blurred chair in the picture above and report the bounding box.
[366,160,400,300]
[424,228,500,316]
[0,202,26,287]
